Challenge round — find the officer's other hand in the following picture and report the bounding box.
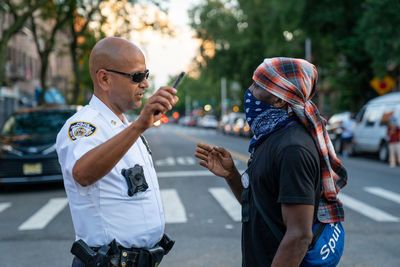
[195,143,235,180]
[137,86,179,131]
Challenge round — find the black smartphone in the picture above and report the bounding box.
[172,71,185,88]
[154,72,185,115]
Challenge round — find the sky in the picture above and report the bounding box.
[133,1,201,90]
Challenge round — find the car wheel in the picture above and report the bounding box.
[378,142,389,162]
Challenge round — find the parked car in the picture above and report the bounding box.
[352,92,400,161]
[198,115,219,129]
[0,105,80,184]
[326,111,351,153]
[222,112,246,135]
[231,115,253,138]
[217,114,230,133]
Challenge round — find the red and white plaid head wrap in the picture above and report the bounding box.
[253,57,347,223]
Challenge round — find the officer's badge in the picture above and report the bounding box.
[68,121,96,141]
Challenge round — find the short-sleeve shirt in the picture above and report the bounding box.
[56,95,165,248]
[242,122,321,267]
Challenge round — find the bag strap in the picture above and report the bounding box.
[308,222,325,249]
[248,152,323,247]
[251,185,284,242]
[251,184,323,249]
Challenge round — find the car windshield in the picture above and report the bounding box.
[1,110,75,135]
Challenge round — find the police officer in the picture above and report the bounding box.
[56,37,178,267]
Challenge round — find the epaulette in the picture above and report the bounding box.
[140,135,152,155]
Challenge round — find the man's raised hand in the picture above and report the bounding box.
[194,143,236,180]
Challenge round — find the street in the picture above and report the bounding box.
[1,124,400,267]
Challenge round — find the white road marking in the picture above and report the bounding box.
[157,170,245,178]
[176,157,196,165]
[18,197,69,230]
[364,187,400,205]
[0,202,11,213]
[161,189,187,223]
[209,187,241,222]
[339,193,399,222]
[155,157,175,166]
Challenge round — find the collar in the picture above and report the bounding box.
[89,95,129,127]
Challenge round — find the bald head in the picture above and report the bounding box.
[89,37,144,84]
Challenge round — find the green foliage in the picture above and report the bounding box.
[357,0,400,77]
[188,0,399,115]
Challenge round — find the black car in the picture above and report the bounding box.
[0,105,80,184]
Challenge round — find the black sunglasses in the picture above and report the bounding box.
[105,69,149,83]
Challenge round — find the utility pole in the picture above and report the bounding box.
[185,95,191,116]
[305,38,312,62]
[221,77,227,118]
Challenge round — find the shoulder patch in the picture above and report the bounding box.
[68,121,97,141]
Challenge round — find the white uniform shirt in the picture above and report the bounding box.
[56,95,165,248]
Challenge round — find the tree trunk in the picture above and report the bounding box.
[70,36,81,104]
[38,54,49,105]
[0,0,49,86]
[0,40,9,86]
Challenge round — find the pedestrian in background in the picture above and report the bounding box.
[340,113,356,157]
[56,37,177,267]
[195,58,347,266]
[387,115,400,168]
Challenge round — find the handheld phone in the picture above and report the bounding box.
[154,72,185,115]
[172,71,185,88]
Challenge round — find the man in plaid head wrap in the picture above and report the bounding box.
[195,57,347,266]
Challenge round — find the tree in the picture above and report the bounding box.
[68,0,174,104]
[188,0,397,114]
[67,0,103,104]
[357,0,400,81]
[0,0,48,86]
[30,0,73,104]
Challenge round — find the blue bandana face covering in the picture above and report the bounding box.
[244,88,294,152]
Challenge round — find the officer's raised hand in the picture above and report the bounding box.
[136,86,179,131]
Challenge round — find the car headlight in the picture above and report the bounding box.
[0,144,23,156]
[42,144,57,155]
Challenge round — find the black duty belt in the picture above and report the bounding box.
[71,233,175,267]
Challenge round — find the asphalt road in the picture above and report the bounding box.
[0,124,399,267]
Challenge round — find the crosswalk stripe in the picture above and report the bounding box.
[0,202,11,213]
[209,187,241,222]
[364,187,400,205]
[157,169,247,178]
[157,170,215,178]
[339,193,399,222]
[18,197,68,230]
[161,189,187,223]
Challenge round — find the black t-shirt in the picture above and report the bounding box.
[241,122,321,267]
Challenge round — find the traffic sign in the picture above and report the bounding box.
[370,76,396,95]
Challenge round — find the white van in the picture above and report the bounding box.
[352,92,400,161]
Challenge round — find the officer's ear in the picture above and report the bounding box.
[96,69,112,92]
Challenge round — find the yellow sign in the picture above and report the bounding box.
[370,76,396,95]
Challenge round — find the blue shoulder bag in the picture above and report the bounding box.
[250,180,345,266]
